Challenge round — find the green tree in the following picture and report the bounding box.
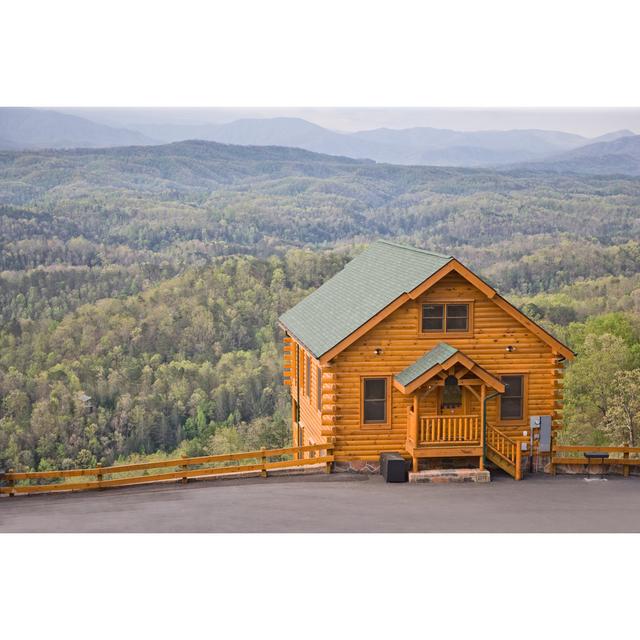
[603,370,640,446]
[563,333,634,443]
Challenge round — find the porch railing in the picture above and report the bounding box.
[419,415,481,445]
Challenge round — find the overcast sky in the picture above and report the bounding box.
[60,107,640,137]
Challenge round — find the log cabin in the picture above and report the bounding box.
[278,241,574,479]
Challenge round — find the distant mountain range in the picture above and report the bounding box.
[0,108,155,150]
[129,117,611,166]
[1,108,638,174]
[513,133,640,176]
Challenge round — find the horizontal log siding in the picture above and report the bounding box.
[288,336,324,450]
[330,272,563,460]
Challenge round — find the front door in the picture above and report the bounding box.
[438,375,468,416]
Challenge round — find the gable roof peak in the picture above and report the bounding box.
[278,240,451,358]
[375,239,452,261]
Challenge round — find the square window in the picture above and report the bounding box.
[446,304,469,332]
[422,304,444,332]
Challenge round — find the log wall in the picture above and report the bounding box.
[321,271,565,461]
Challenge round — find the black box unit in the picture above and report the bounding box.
[380,452,408,483]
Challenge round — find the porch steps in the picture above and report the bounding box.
[409,468,490,484]
[486,424,523,480]
[486,447,517,478]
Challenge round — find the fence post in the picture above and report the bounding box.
[181,455,188,484]
[7,469,15,497]
[623,450,630,477]
[96,463,103,490]
[324,445,333,474]
[260,447,268,478]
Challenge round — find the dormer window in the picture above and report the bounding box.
[421,303,470,333]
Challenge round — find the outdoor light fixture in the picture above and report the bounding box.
[374,347,383,355]
[505,345,516,352]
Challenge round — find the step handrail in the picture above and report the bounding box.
[486,424,522,480]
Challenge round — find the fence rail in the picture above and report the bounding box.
[0,443,334,496]
[551,445,640,477]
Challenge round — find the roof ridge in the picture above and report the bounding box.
[376,239,452,260]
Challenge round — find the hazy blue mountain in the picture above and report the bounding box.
[3,109,636,170]
[131,117,407,162]
[0,108,157,150]
[588,129,636,143]
[515,134,640,175]
[352,126,587,154]
[132,117,614,166]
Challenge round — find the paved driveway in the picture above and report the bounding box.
[2,472,639,533]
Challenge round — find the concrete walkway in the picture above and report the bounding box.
[2,472,640,532]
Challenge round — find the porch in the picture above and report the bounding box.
[406,408,484,469]
[395,342,523,479]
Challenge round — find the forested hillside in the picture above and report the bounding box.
[1,140,640,471]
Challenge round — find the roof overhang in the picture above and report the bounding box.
[316,259,575,364]
[394,350,506,395]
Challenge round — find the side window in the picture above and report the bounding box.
[316,365,322,411]
[362,377,388,424]
[295,344,300,389]
[500,375,524,420]
[305,354,311,398]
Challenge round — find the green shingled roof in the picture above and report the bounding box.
[394,342,459,388]
[278,240,451,358]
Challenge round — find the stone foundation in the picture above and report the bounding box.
[409,468,490,484]
[334,460,381,474]
[545,462,640,476]
[526,453,550,473]
[417,456,480,472]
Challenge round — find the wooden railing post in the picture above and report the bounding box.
[260,447,268,478]
[7,469,15,497]
[180,455,188,484]
[96,463,103,490]
[515,444,522,481]
[325,445,333,474]
[623,449,630,477]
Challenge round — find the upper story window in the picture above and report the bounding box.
[422,303,469,333]
[316,365,322,411]
[305,353,311,397]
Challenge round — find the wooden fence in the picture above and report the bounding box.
[551,445,640,477]
[0,443,334,496]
